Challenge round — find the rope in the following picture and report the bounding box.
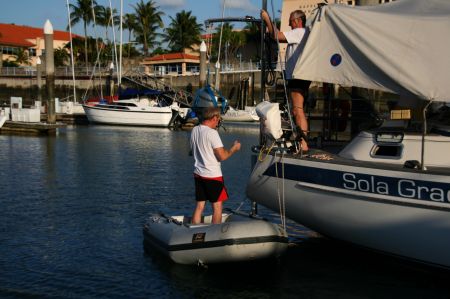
[274,151,286,232]
[216,0,226,67]
[258,140,276,162]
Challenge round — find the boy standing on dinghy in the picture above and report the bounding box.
[190,107,241,224]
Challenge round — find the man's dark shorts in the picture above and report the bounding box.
[287,79,311,96]
[194,174,229,202]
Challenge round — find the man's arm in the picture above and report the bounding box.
[213,140,241,162]
[260,9,287,42]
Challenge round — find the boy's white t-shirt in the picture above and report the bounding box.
[190,124,224,177]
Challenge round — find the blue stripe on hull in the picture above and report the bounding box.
[263,163,450,204]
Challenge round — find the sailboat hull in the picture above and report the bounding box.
[83,104,173,127]
[247,153,450,269]
[222,107,259,122]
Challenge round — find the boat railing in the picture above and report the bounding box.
[122,69,193,107]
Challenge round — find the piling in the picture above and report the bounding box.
[214,62,221,91]
[199,41,207,88]
[44,20,56,124]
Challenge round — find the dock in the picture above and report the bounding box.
[41,113,89,125]
[0,121,66,135]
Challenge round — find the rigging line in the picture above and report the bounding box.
[119,0,123,85]
[421,99,432,171]
[205,23,214,84]
[82,0,117,102]
[274,151,287,231]
[269,0,295,133]
[65,0,77,103]
[216,0,227,66]
[109,0,119,88]
[84,0,104,100]
[214,0,227,90]
[281,152,286,232]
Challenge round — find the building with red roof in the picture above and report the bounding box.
[0,23,79,66]
[141,50,201,76]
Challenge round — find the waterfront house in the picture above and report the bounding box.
[0,23,77,66]
[140,50,200,76]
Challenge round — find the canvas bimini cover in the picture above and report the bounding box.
[293,0,450,102]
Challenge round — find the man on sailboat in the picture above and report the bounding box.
[261,9,311,151]
[190,107,241,224]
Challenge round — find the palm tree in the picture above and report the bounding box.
[97,5,120,43]
[132,0,164,56]
[163,10,202,53]
[212,23,246,63]
[54,47,70,66]
[68,0,100,66]
[66,36,105,66]
[14,49,30,66]
[244,21,261,60]
[123,13,138,57]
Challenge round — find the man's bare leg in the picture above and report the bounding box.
[192,201,206,224]
[291,90,309,151]
[212,201,223,224]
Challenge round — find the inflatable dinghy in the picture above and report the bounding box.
[143,210,288,265]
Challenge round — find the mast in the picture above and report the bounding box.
[260,0,267,102]
[119,0,123,86]
[214,0,227,91]
[66,0,77,104]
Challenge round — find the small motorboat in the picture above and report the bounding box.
[143,210,288,265]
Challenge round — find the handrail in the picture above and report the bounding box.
[122,69,193,107]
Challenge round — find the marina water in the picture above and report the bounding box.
[1,124,450,298]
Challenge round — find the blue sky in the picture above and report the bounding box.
[0,0,282,35]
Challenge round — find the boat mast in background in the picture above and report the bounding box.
[260,0,267,102]
[65,0,77,104]
[119,0,123,86]
[214,0,227,91]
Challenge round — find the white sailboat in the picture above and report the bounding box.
[247,0,450,269]
[82,97,174,127]
[79,0,178,127]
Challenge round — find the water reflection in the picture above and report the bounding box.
[1,125,450,298]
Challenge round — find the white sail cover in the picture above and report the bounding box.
[293,0,450,101]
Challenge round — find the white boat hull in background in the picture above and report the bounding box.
[83,104,173,127]
[222,106,259,122]
[0,115,7,128]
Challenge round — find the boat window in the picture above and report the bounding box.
[371,145,402,158]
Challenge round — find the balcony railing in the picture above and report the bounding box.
[0,61,268,77]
